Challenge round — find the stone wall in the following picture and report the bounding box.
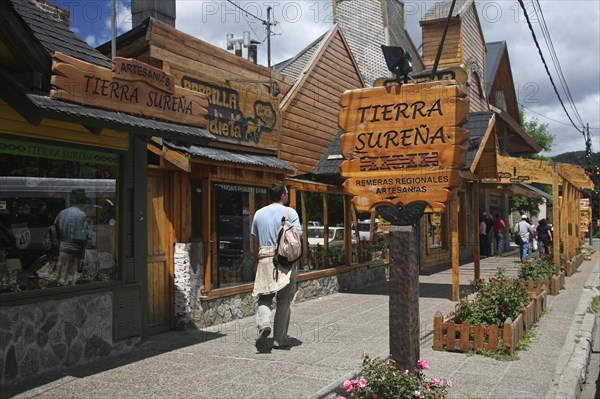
[0,293,139,384]
[177,245,389,329]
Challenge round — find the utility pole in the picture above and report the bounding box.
[585,123,594,245]
[264,7,275,69]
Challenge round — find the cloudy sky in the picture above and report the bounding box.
[49,0,599,157]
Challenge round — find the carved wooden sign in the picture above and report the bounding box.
[338,80,468,213]
[50,52,208,127]
[580,199,591,233]
[483,156,555,185]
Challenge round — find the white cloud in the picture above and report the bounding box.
[85,34,97,47]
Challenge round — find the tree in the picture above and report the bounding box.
[509,108,556,216]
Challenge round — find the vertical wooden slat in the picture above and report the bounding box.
[503,318,513,354]
[487,325,498,352]
[474,324,484,349]
[301,191,308,263]
[459,323,470,351]
[202,178,211,293]
[446,322,456,350]
[433,311,443,350]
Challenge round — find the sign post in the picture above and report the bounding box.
[338,80,468,370]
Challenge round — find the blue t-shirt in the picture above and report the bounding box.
[251,203,302,247]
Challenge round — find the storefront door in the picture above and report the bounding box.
[147,170,173,334]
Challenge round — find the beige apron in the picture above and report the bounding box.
[252,245,296,297]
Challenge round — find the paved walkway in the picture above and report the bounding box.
[2,242,599,399]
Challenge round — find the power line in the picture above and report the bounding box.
[517,0,586,137]
[532,0,584,127]
[520,103,600,130]
[225,0,267,24]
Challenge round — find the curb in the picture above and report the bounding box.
[547,253,599,399]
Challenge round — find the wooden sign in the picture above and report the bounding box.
[181,75,279,148]
[50,52,208,128]
[580,201,591,233]
[338,80,468,213]
[113,57,175,93]
[484,155,555,185]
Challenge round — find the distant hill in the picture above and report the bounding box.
[551,151,599,167]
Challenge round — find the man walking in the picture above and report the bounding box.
[515,215,534,262]
[251,181,302,350]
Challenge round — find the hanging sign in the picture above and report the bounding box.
[580,198,591,233]
[339,80,469,213]
[50,52,208,127]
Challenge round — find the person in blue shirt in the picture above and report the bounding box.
[54,189,90,286]
[251,181,302,350]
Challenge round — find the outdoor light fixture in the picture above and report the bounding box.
[381,45,413,84]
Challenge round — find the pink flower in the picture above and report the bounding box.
[417,358,429,370]
[413,390,421,397]
[357,378,368,389]
[431,377,441,386]
[337,396,346,399]
[343,380,354,392]
[447,380,453,388]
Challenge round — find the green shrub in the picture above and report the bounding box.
[454,270,530,327]
[338,356,452,399]
[518,257,557,281]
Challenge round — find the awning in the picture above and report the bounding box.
[164,141,295,172]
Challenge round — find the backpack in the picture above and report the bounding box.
[273,207,302,280]
[513,223,523,246]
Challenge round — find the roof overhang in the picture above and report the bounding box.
[164,141,295,173]
[491,105,541,154]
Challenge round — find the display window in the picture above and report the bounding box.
[0,137,119,293]
[213,182,268,288]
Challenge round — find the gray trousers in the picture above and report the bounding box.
[256,271,296,346]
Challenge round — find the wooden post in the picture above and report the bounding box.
[323,193,329,252]
[301,191,309,264]
[473,181,480,282]
[433,311,443,350]
[552,174,560,272]
[452,190,460,301]
[389,225,420,371]
[344,195,352,266]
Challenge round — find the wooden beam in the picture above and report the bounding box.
[473,181,480,281]
[452,190,460,301]
[552,174,561,271]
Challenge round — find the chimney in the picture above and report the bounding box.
[248,39,260,64]
[132,0,176,27]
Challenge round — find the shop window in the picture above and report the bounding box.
[213,183,267,288]
[0,138,119,294]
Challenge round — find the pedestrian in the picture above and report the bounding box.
[251,181,302,350]
[54,189,91,286]
[493,213,506,256]
[515,215,534,262]
[536,218,553,257]
[484,211,494,256]
[479,213,488,258]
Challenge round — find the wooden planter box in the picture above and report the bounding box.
[433,289,547,355]
[521,271,565,295]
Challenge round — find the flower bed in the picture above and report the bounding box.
[338,356,452,399]
[432,272,547,355]
[518,257,565,295]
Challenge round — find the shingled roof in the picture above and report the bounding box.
[7,0,112,69]
[464,111,494,169]
[274,32,327,80]
[485,41,506,96]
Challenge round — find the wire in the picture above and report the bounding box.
[519,103,600,130]
[225,0,267,24]
[532,1,584,128]
[517,0,586,137]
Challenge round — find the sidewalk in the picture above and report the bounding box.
[2,242,598,399]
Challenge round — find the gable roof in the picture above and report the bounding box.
[5,0,112,70]
[464,111,495,170]
[279,24,365,113]
[274,32,327,81]
[485,41,506,96]
[313,131,343,176]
